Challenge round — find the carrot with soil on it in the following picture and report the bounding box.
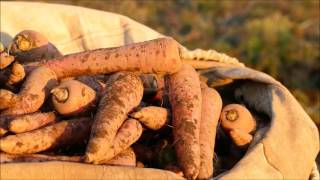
[8,112,56,133]
[167,64,202,180]
[42,38,181,79]
[84,73,143,164]
[220,104,256,147]
[51,80,97,116]
[130,106,169,130]
[0,66,58,117]
[197,85,222,179]
[0,117,92,154]
[9,30,62,63]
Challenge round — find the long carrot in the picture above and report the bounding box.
[167,64,202,180]
[84,73,143,164]
[99,119,143,163]
[8,112,56,133]
[43,38,181,78]
[198,85,222,179]
[220,104,256,147]
[0,118,92,154]
[0,66,58,117]
[6,63,26,85]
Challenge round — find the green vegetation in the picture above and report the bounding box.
[11,0,320,127]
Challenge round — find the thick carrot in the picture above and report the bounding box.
[167,64,202,180]
[0,161,185,180]
[8,112,56,133]
[198,85,222,179]
[220,104,256,133]
[85,73,143,164]
[130,106,168,130]
[42,38,181,78]
[220,104,256,147]
[0,66,58,117]
[1,38,180,116]
[9,30,62,62]
[51,80,97,116]
[0,118,92,154]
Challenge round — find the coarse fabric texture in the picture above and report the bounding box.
[1,2,319,180]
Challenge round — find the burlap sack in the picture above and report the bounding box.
[1,2,319,180]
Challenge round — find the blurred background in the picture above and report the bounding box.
[10,0,320,128]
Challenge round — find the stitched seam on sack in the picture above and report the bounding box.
[55,24,159,47]
[261,142,284,179]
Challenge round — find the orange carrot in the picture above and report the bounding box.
[198,85,222,179]
[220,104,256,147]
[0,118,92,154]
[130,106,168,130]
[0,153,81,164]
[85,73,143,164]
[6,63,26,85]
[167,64,202,180]
[0,66,58,117]
[101,119,143,163]
[8,112,56,133]
[42,38,181,78]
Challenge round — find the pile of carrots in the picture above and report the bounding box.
[0,30,260,180]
